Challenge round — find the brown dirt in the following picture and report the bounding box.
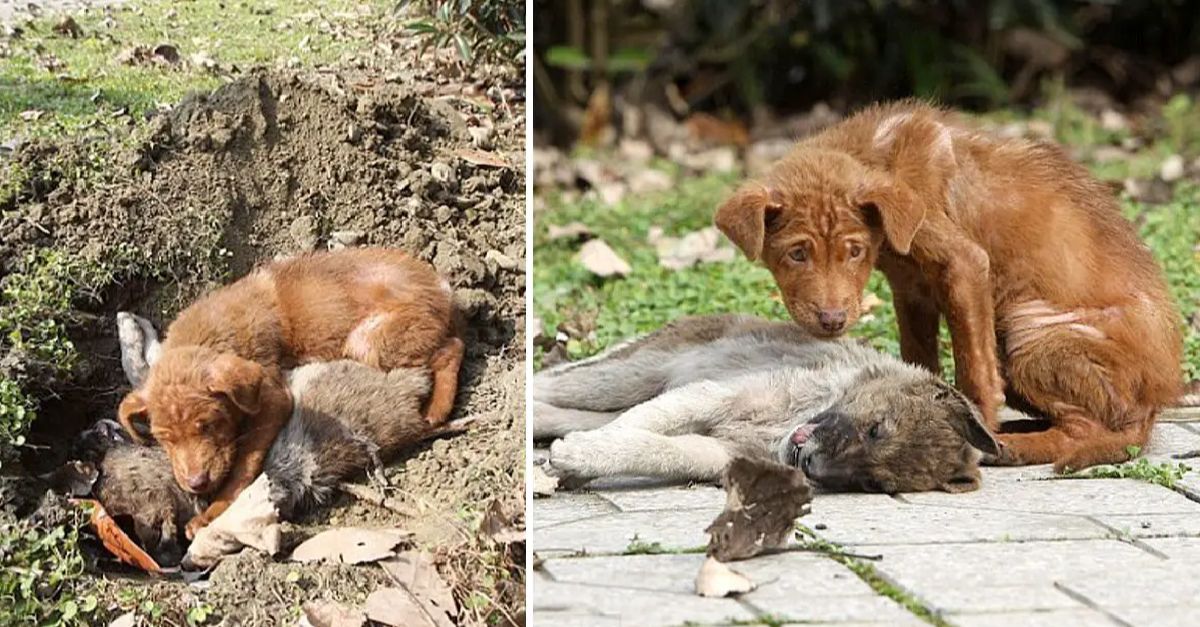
[2,62,525,624]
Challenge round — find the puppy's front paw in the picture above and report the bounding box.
[185,512,213,540]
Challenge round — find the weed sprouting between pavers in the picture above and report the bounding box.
[622,535,707,556]
[1061,446,1192,489]
[794,525,950,627]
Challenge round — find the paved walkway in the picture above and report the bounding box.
[531,411,1200,626]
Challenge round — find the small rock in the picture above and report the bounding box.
[1090,146,1129,163]
[1160,154,1186,182]
[628,169,673,195]
[485,249,521,272]
[1026,120,1054,139]
[618,138,654,164]
[577,239,631,278]
[289,216,319,251]
[430,161,456,185]
[329,230,365,250]
[1100,109,1128,133]
[1124,177,1173,204]
[468,126,494,150]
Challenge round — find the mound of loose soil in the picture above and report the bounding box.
[2,66,525,624]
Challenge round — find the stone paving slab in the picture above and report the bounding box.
[950,608,1122,627]
[1090,511,1200,538]
[530,420,1200,626]
[903,477,1200,515]
[541,553,921,625]
[1058,564,1200,609]
[1108,606,1200,627]
[532,493,620,529]
[808,493,1110,545]
[600,485,726,512]
[531,509,715,555]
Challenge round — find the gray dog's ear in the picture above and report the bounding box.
[857,174,926,255]
[714,183,783,262]
[936,382,1000,456]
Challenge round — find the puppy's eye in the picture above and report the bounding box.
[848,243,864,259]
[867,423,883,440]
[789,247,809,263]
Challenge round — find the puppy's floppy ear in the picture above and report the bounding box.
[117,391,152,445]
[714,183,783,262]
[936,382,1000,456]
[858,174,926,255]
[207,354,264,416]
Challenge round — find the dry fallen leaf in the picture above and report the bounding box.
[695,556,756,598]
[453,148,509,169]
[300,601,367,627]
[364,588,445,627]
[79,498,162,574]
[705,457,812,562]
[654,227,736,271]
[378,551,457,626]
[531,465,559,497]
[290,528,409,564]
[577,239,630,278]
[479,499,525,544]
[19,109,44,121]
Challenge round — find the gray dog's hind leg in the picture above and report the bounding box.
[532,401,619,440]
[116,312,162,387]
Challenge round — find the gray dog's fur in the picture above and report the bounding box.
[535,314,1002,493]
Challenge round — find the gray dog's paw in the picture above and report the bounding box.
[547,435,594,489]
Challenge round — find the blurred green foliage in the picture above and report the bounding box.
[535,0,1200,117]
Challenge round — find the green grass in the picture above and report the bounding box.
[1063,446,1193,489]
[0,0,383,140]
[0,505,98,627]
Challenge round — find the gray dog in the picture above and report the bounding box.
[534,314,1001,493]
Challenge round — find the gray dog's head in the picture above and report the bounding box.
[784,366,999,493]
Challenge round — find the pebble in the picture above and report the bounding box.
[1160,154,1186,182]
[430,161,456,185]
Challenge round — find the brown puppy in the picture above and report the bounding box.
[118,248,463,536]
[716,101,1182,472]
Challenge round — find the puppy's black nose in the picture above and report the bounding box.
[818,309,847,333]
